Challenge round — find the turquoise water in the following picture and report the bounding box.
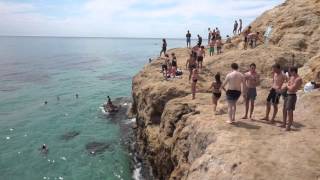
[0,37,185,180]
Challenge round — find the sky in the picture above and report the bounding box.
[0,0,284,38]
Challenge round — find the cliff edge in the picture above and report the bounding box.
[131,0,320,179]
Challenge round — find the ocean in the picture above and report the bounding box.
[0,37,186,180]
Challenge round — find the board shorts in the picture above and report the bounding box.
[284,94,297,111]
[162,64,167,71]
[197,56,203,62]
[209,47,214,53]
[213,92,222,99]
[226,90,241,101]
[244,36,248,43]
[246,88,257,100]
[189,64,197,71]
[187,38,191,43]
[266,88,281,104]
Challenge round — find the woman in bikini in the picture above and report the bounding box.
[191,67,198,99]
[171,53,177,78]
[208,73,224,114]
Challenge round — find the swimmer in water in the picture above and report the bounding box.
[40,144,49,155]
[76,94,79,99]
[44,101,48,105]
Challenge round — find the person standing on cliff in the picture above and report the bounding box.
[242,63,260,120]
[208,73,224,114]
[238,19,243,34]
[160,39,167,57]
[191,67,198,99]
[161,54,170,80]
[233,20,238,35]
[197,35,202,46]
[221,63,246,124]
[171,53,178,78]
[208,28,212,45]
[186,53,197,81]
[186,30,191,48]
[197,46,205,70]
[243,26,251,50]
[261,63,287,123]
[280,67,302,131]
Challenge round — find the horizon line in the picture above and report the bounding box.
[0,35,193,40]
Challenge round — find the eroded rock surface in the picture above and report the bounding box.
[131,0,320,179]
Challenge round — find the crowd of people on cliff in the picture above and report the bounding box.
[154,19,313,132]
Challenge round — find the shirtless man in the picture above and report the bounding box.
[280,67,302,131]
[161,54,170,80]
[186,53,197,81]
[197,46,205,69]
[248,32,263,48]
[242,63,260,120]
[261,63,287,123]
[221,63,246,124]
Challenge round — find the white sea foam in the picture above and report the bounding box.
[6,136,10,140]
[99,106,108,115]
[132,166,142,180]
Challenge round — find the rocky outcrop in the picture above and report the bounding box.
[131,0,320,179]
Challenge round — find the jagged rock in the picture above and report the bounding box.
[131,0,320,179]
[60,131,80,141]
[85,142,111,155]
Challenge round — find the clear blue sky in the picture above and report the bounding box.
[0,0,284,38]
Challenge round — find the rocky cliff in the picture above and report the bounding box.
[131,0,320,179]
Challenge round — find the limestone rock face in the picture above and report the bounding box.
[131,0,320,179]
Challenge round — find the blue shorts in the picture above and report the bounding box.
[246,88,257,100]
[187,38,191,43]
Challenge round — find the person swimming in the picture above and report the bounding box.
[40,144,49,155]
[76,94,79,99]
[44,101,48,105]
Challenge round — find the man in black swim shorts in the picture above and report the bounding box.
[221,63,246,123]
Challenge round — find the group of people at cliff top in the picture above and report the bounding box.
[160,43,180,80]
[208,62,302,131]
[185,27,230,56]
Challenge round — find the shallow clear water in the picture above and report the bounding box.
[0,37,185,180]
